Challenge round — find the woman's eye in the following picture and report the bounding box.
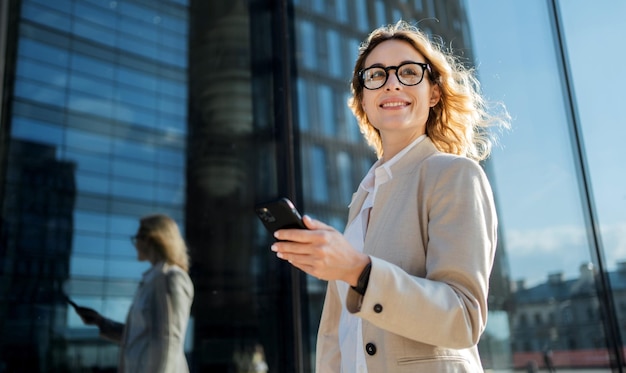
[399,67,419,76]
[369,69,386,80]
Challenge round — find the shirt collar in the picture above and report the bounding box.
[141,261,165,282]
[360,134,427,193]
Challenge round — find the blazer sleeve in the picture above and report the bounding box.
[315,280,342,373]
[146,268,194,373]
[99,318,125,343]
[346,157,497,349]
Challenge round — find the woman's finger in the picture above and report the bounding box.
[302,215,334,231]
[274,216,334,242]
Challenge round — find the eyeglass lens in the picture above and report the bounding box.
[361,62,428,90]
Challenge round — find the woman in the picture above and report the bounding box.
[76,214,194,373]
[270,20,509,372]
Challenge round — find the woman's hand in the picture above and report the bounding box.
[75,306,104,327]
[272,215,370,285]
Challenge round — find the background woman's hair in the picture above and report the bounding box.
[348,20,510,161]
[140,214,190,272]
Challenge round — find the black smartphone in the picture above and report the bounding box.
[63,294,79,310]
[254,197,306,235]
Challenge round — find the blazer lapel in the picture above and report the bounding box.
[363,138,439,250]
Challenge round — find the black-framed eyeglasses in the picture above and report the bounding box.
[358,61,431,90]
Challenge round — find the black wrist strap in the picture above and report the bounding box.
[351,261,372,296]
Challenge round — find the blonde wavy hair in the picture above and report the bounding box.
[139,214,190,272]
[349,20,509,161]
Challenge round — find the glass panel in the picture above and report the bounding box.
[18,39,70,67]
[16,59,68,87]
[298,20,317,70]
[326,29,342,78]
[466,0,614,370]
[0,0,191,371]
[14,80,67,107]
[317,84,335,136]
[560,0,626,365]
[72,19,116,47]
[336,151,353,204]
[183,1,292,371]
[11,116,64,146]
[308,145,329,203]
[297,78,311,132]
[21,2,72,32]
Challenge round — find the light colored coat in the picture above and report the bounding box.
[100,262,194,373]
[316,137,497,373]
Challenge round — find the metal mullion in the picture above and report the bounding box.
[548,0,624,370]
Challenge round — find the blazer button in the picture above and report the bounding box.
[365,342,377,356]
[373,303,383,313]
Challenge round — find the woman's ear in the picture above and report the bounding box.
[429,84,441,107]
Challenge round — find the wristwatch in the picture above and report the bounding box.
[351,261,372,296]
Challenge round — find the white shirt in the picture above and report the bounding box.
[338,135,427,373]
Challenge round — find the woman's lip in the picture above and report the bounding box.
[380,101,410,108]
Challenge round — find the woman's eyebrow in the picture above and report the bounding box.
[363,62,385,69]
[364,60,422,68]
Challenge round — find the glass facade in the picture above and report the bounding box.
[466,1,626,371]
[0,0,624,372]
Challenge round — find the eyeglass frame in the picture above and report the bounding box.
[358,61,432,90]
[130,235,142,245]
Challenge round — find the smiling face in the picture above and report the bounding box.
[360,39,440,159]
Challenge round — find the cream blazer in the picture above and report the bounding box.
[100,262,194,373]
[316,137,497,373]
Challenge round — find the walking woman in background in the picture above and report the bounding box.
[270,20,509,372]
[75,214,194,373]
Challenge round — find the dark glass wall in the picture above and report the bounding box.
[0,0,624,372]
[185,0,305,370]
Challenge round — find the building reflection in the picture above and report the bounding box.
[0,140,76,372]
[186,1,279,370]
[511,261,626,370]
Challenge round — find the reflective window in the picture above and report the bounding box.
[317,84,335,136]
[559,0,626,357]
[15,80,66,107]
[306,145,329,203]
[21,2,72,32]
[11,116,64,145]
[297,78,311,131]
[326,29,342,78]
[335,0,349,23]
[18,39,70,66]
[1,1,190,370]
[374,0,386,26]
[336,151,353,204]
[16,59,68,87]
[467,0,623,370]
[355,1,369,32]
[298,20,317,70]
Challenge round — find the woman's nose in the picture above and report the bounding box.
[384,71,402,90]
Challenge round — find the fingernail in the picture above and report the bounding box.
[271,244,277,252]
